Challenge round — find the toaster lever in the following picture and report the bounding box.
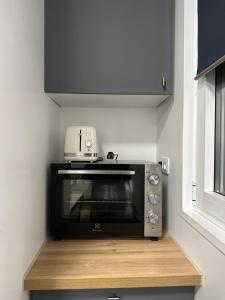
[79,130,82,152]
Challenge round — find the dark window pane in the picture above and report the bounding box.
[197,0,225,76]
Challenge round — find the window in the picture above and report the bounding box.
[189,65,225,227]
[193,63,225,224]
[181,0,225,254]
[214,63,225,195]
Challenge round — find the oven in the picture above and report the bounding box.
[48,161,162,238]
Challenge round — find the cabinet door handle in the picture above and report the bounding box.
[162,76,167,89]
[107,297,120,300]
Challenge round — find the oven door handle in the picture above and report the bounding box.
[58,170,135,175]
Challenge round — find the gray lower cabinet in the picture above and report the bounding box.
[31,287,194,300]
[45,0,174,95]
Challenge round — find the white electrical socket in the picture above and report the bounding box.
[161,157,170,175]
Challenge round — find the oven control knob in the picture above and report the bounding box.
[148,174,160,185]
[148,193,160,205]
[148,211,159,224]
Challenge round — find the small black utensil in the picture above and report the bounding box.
[107,152,118,160]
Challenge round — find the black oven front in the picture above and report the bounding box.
[49,162,145,238]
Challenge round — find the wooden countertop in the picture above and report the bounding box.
[24,235,201,290]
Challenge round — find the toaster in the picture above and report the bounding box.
[64,126,99,162]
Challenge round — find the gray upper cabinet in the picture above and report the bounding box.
[45,0,174,97]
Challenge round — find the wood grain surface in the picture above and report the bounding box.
[24,235,201,290]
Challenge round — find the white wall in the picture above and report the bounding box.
[157,1,225,300]
[60,107,157,162]
[0,1,59,300]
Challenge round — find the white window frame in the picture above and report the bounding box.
[181,0,225,254]
[195,71,225,221]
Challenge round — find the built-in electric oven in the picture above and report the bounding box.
[49,161,162,239]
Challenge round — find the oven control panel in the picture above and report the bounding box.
[144,163,162,237]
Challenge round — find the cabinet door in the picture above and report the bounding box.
[45,0,174,95]
[31,287,194,300]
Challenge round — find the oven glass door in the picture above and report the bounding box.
[59,170,143,224]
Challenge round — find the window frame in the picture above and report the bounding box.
[214,63,225,195]
[194,70,225,225]
[181,0,225,254]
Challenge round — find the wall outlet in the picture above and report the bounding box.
[161,157,170,175]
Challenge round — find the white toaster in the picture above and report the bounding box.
[64,126,99,162]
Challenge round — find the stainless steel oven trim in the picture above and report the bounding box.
[58,170,135,175]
